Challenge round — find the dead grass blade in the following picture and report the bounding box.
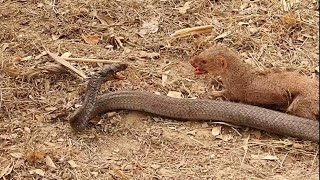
[170,25,213,38]
[47,51,87,79]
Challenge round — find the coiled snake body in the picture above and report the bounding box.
[69,64,319,142]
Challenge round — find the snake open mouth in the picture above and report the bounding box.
[114,72,126,80]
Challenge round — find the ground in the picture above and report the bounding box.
[0,0,319,179]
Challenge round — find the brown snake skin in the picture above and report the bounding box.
[69,64,319,142]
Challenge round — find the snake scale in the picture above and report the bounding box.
[69,64,319,142]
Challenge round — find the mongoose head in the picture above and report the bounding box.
[190,45,237,76]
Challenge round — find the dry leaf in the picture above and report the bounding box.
[187,130,197,136]
[280,0,299,11]
[26,151,46,162]
[21,55,32,61]
[68,160,78,168]
[45,156,57,169]
[47,51,87,79]
[139,19,159,37]
[162,74,168,86]
[91,171,99,177]
[314,66,319,73]
[24,127,31,133]
[211,126,222,136]
[35,51,47,60]
[251,154,278,160]
[139,51,160,59]
[242,136,250,151]
[240,3,249,10]
[0,162,13,178]
[251,130,261,138]
[216,134,233,141]
[51,34,60,41]
[37,3,44,8]
[81,34,100,45]
[214,31,231,40]
[177,1,191,14]
[1,43,9,52]
[29,169,45,176]
[0,135,12,140]
[10,153,23,159]
[61,52,72,58]
[167,91,182,98]
[45,107,57,112]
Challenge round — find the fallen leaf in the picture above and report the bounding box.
[251,130,261,138]
[46,156,57,169]
[151,164,161,169]
[26,151,46,162]
[29,169,45,176]
[187,130,197,136]
[0,135,11,140]
[139,19,159,37]
[214,31,231,40]
[177,1,191,14]
[139,51,160,59]
[24,127,31,133]
[35,51,47,60]
[91,171,99,177]
[0,162,13,178]
[68,160,78,168]
[167,91,182,98]
[1,43,9,52]
[61,52,72,58]
[37,3,44,8]
[242,136,250,151]
[21,55,32,61]
[240,2,249,10]
[162,74,168,86]
[81,34,100,45]
[45,107,57,112]
[216,134,233,141]
[51,34,60,41]
[10,153,23,159]
[211,126,222,136]
[47,51,87,79]
[280,0,299,12]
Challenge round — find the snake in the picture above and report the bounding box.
[69,64,319,142]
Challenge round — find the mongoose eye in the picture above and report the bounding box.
[201,60,207,64]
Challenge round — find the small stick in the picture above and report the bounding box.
[47,51,88,79]
[170,25,213,38]
[62,57,122,64]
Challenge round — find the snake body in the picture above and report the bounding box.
[69,64,319,142]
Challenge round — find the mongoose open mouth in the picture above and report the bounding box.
[194,68,208,75]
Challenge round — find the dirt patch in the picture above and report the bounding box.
[0,0,319,179]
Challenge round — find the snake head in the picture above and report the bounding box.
[96,63,128,80]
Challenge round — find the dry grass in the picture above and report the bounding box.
[0,0,319,179]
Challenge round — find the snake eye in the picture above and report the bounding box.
[201,60,207,64]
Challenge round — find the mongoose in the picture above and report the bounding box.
[190,45,319,120]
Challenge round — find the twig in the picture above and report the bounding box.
[63,57,122,64]
[47,51,87,79]
[170,25,213,38]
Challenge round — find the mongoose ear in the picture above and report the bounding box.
[221,58,227,69]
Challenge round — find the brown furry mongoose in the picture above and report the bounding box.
[190,45,319,120]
